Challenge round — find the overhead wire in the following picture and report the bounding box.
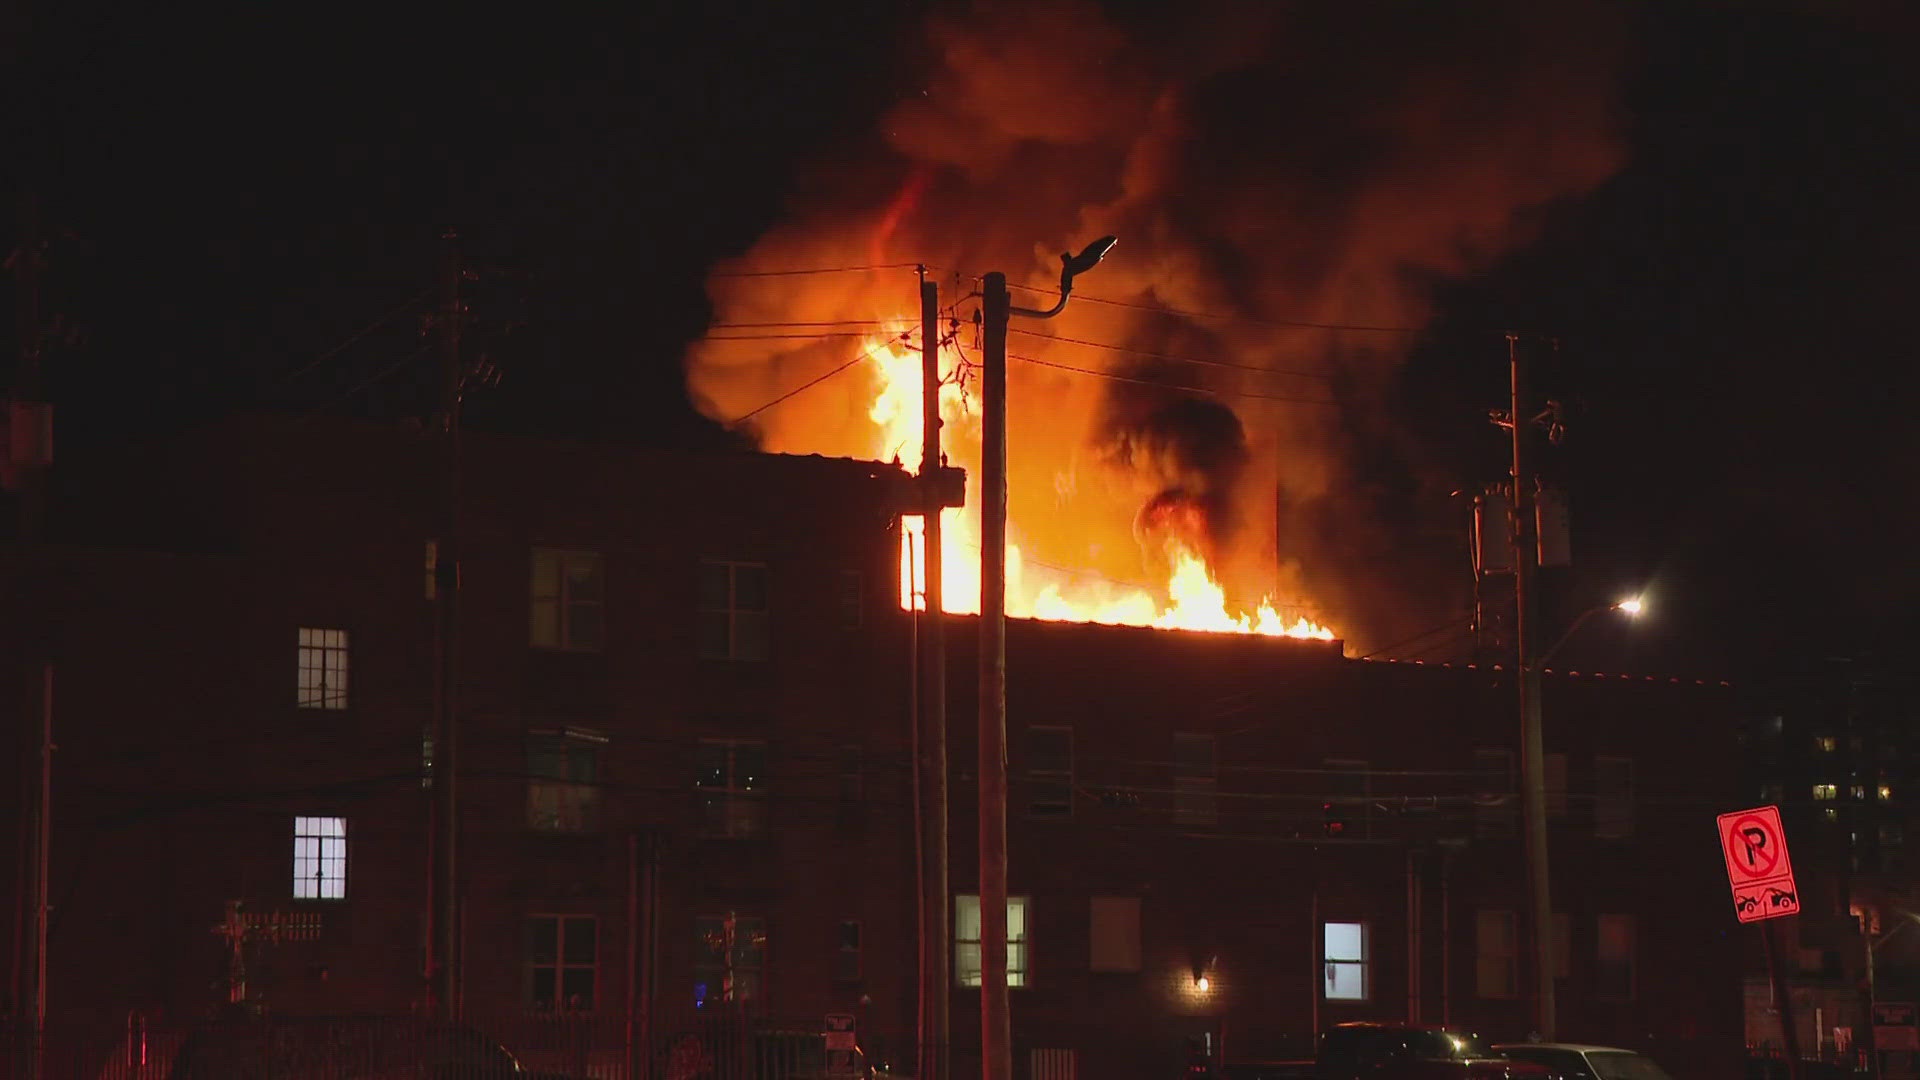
[1010,352,1338,407]
[999,279,1427,334]
[264,287,436,391]
[708,262,932,279]
[1007,326,1332,382]
[727,331,915,425]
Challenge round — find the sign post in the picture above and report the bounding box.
[1719,806,1803,1080]
[826,1013,858,1080]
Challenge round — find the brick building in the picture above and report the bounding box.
[4,415,1745,1079]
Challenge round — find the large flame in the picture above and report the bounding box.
[868,333,1334,641]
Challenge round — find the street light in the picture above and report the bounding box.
[979,237,1116,1080]
[1539,597,1645,668]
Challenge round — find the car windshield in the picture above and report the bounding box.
[1588,1052,1675,1080]
[1404,1031,1494,1060]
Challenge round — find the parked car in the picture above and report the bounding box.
[1496,1043,1676,1080]
[163,1014,576,1079]
[1226,1023,1552,1080]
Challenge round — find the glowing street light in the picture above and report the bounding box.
[1616,597,1644,616]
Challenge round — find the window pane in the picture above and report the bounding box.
[565,555,604,601]
[560,966,595,1010]
[734,611,771,661]
[1006,898,1027,939]
[733,564,770,612]
[1325,960,1365,1000]
[733,744,767,790]
[563,918,597,965]
[529,966,558,1011]
[956,943,982,986]
[531,598,560,648]
[531,550,560,600]
[1325,922,1363,962]
[528,742,566,780]
[566,745,598,784]
[695,743,727,788]
[528,917,560,963]
[698,561,730,610]
[698,610,731,660]
[955,895,981,940]
[567,601,604,651]
[1007,941,1028,985]
[839,920,862,951]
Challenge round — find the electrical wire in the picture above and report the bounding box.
[998,279,1427,334]
[708,263,930,279]
[1009,352,1339,406]
[1007,327,1332,382]
[296,345,430,424]
[264,287,436,391]
[727,332,916,424]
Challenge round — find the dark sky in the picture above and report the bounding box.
[5,1,1917,680]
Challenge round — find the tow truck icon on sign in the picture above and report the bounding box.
[1735,886,1798,918]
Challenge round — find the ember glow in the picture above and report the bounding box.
[868,333,1335,640]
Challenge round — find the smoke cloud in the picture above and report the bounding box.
[683,0,1626,652]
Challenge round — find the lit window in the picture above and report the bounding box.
[696,740,767,838]
[296,628,349,710]
[1813,783,1839,801]
[1853,785,1868,801]
[1090,897,1142,973]
[698,560,770,661]
[530,549,605,651]
[695,913,766,1007]
[526,915,596,1011]
[1174,733,1218,826]
[292,816,346,900]
[836,919,862,983]
[1476,910,1519,999]
[1595,757,1634,839]
[1825,808,1839,821]
[1027,726,1073,815]
[955,894,1029,987]
[1879,785,1893,801]
[527,729,604,832]
[1817,735,1837,753]
[1596,914,1636,1000]
[1323,921,1368,1001]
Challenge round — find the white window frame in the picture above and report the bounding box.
[694,912,767,1008]
[1322,920,1368,1001]
[292,816,347,900]
[526,914,598,1012]
[696,739,768,838]
[955,894,1029,988]
[1027,726,1073,816]
[1475,909,1519,999]
[698,559,771,661]
[296,628,349,710]
[530,548,606,652]
[1173,733,1218,826]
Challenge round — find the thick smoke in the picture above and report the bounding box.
[683,0,1625,651]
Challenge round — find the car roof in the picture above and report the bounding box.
[1489,1037,1643,1045]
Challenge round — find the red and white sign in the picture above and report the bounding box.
[1717,805,1799,923]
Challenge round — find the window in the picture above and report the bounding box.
[1323,921,1368,1001]
[1090,897,1142,973]
[1596,914,1635,999]
[696,740,767,838]
[1825,807,1840,821]
[694,913,766,1008]
[955,894,1028,988]
[1476,910,1519,999]
[1880,785,1894,802]
[836,919,862,983]
[1027,727,1073,815]
[698,560,770,661]
[292,816,347,900]
[1545,752,1568,819]
[838,569,863,630]
[422,726,434,790]
[1594,756,1634,839]
[1813,783,1838,800]
[530,549,605,651]
[527,729,605,832]
[1325,759,1371,839]
[1474,748,1516,837]
[526,915,597,1011]
[296,628,349,710]
[1853,785,1869,801]
[1817,735,1838,753]
[1174,733,1218,826]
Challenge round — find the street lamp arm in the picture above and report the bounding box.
[1537,604,1614,670]
[1008,236,1117,320]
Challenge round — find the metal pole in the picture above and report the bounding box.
[920,276,951,1080]
[432,228,464,1020]
[1765,919,1805,1080]
[30,664,50,1078]
[978,272,1011,1080]
[1510,334,1556,1040]
[1866,918,1878,1080]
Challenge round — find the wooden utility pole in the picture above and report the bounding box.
[918,272,951,1080]
[977,271,1011,1080]
[430,229,465,1019]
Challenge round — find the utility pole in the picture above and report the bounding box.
[918,271,951,1080]
[430,229,464,1020]
[1507,334,1556,1041]
[978,271,1012,1080]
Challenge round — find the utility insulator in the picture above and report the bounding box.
[1536,484,1572,568]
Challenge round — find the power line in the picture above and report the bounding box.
[999,280,1426,334]
[709,262,930,279]
[729,333,916,425]
[265,287,436,391]
[705,332,888,342]
[1007,326,1332,382]
[1009,352,1338,407]
[296,345,429,424]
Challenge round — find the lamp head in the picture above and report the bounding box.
[1061,235,1118,281]
[1616,597,1645,617]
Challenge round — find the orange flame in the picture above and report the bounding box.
[869,334,1335,642]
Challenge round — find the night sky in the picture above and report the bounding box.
[5,1,1916,681]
